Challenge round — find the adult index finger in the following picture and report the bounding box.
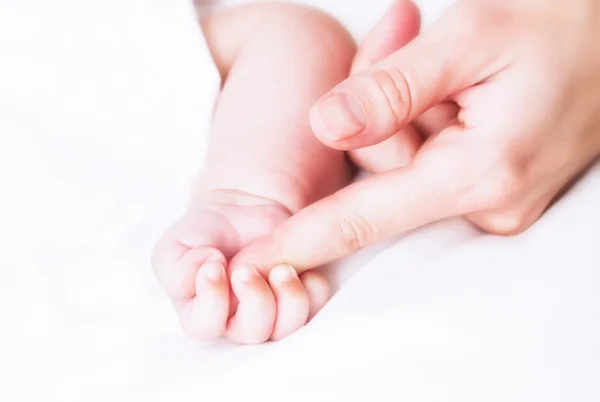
[231,142,473,274]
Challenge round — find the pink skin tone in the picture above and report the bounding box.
[152,0,600,344]
[232,0,600,279]
[152,3,356,344]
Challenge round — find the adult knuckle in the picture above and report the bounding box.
[468,151,528,211]
[442,2,488,45]
[469,209,530,236]
[363,66,413,130]
[454,7,484,38]
[454,2,514,39]
[338,207,375,254]
[487,168,524,208]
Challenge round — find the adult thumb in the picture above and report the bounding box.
[310,3,501,150]
[349,0,423,173]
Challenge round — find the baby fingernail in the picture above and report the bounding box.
[203,262,225,281]
[232,265,258,283]
[313,92,366,141]
[272,265,297,283]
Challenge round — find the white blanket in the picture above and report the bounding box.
[1,0,599,401]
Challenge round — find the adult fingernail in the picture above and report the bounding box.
[271,265,297,283]
[232,264,258,283]
[203,262,225,282]
[313,92,366,141]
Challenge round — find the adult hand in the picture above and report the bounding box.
[232,0,600,275]
[345,0,459,173]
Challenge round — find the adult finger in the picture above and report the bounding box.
[310,3,508,150]
[465,169,571,236]
[348,0,422,172]
[348,126,421,172]
[232,134,477,274]
[413,102,460,139]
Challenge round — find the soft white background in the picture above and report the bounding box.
[1,0,598,401]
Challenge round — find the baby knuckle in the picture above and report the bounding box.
[171,274,193,300]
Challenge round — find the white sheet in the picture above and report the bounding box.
[2,0,599,401]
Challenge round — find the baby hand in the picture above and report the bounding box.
[151,190,329,344]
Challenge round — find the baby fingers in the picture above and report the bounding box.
[178,260,230,339]
[225,264,276,344]
[152,239,225,300]
[225,265,330,344]
[299,271,330,320]
[268,265,310,341]
[151,240,230,339]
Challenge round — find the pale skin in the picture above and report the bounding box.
[155,0,600,344]
[234,0,600,278]
[152,3,356,344]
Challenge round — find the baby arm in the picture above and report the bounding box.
[152,2,356,344]
[196,2,355,212]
